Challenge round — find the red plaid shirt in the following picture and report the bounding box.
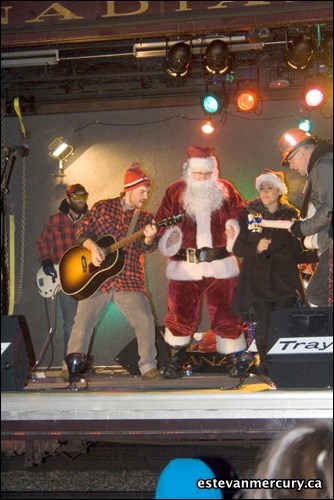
[36,209,84,264]
[75,197,156,293]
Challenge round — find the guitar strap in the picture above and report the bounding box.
[126,208,140,237]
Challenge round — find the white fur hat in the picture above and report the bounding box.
[255,170,288,195]
[184,145,218,173]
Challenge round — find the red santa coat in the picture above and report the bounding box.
[155,178,247,354]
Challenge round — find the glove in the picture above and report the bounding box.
[42,259,57,278]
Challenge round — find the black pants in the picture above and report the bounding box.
[252,297,298,374]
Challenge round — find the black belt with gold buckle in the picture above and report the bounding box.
[172,247,230,264]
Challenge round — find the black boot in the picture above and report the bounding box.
[225,350,255,378]
[163,346,187,379]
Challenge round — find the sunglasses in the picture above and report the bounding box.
[70,193,88,201]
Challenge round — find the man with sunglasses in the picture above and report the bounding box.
[278,128,333,306]
[36,184,89,371]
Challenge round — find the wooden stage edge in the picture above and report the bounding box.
[2,368,333,449]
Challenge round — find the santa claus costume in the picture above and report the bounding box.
[155,145,253,379]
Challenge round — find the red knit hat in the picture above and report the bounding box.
[124,162,151,192]
[186,145,217,172]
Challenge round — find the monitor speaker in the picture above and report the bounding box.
[267,307,333,389]
[1,315,31,391]
[114,326,169,375]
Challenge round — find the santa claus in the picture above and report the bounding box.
[155,145,254,379]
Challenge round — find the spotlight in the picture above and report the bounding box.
[204,39,231,75]
[235,90,258,113]
[165,42,192,77]
[201,92,221,115]
[200,88,229,116]
[201,119,215,134]
[48,137,74,161]
[65,352,89,390]
[298,119,312,132]
[48,137,74,178]
[304,87,325,108]
[285,34,315,70]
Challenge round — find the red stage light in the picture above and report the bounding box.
[236,90,258,113]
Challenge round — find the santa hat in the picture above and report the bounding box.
[185,145,218,173]
[123,162,151,192]
[255,169,288,195]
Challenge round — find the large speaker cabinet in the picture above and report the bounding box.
[1,315,31,391]
[267,307,333,389]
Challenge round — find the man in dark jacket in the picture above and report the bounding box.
[36,184,89,370]
[279,128,333,306]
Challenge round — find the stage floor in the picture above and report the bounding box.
[2,367,332,446]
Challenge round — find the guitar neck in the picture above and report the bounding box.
[107,228,146,254]
[261,220,293,230]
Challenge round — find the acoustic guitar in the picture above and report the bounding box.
[59,214,184,300]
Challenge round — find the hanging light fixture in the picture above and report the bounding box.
[285,34,316,70]
[165,42,192,77]
[204,39,231,75]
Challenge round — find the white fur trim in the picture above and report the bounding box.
[158,226,182,257]
[166,255,240,280]
[195,211,212,248]
[216,333,247,355]
[303,234,319,250]
[225,218,240,253]
[188,156,217,172]
[255,173,288,195]
[163,327,192,347]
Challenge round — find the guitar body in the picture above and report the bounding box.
[36,265,60,298]
[59,235,125,300]
[59,215,184,301]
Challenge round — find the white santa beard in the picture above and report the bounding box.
[183,176,225,248]
[183,176,224,217]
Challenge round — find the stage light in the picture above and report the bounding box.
[204,39,231,75]
[298,119,312,132]
[285,34,316,70]
[304,87,325,108]
[201,93,221,115]
[65,352,89,390]
[48,137,74,178]
[201,119,215,134]
[48,137,74,161]
[235,90,258,113]
[165,42,192,77]
[200,87,229,116]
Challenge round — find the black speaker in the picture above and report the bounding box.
[1,315,31,391]
[114,326,169,375]
[267,307,333,389]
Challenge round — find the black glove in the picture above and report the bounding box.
[42,259,57,278]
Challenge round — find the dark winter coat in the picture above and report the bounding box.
[232,198,319,318]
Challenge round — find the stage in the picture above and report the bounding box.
[1,367,332,467]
